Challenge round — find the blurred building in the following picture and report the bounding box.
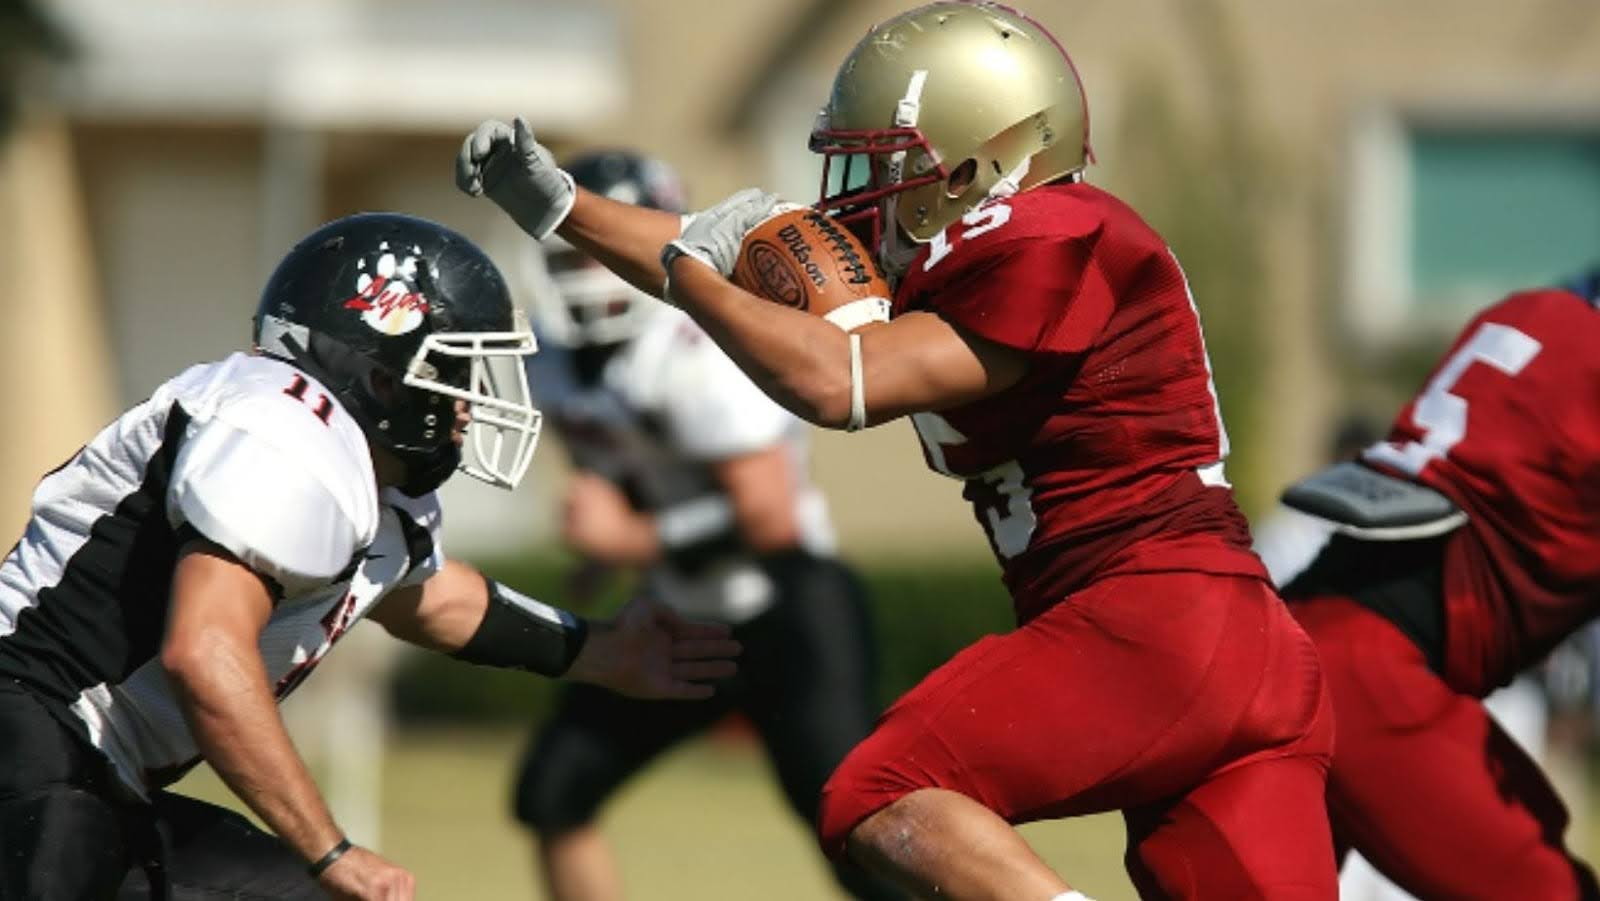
[5,0,1600,555]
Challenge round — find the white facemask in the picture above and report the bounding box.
[403,309,543,491]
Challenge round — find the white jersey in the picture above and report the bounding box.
[529,305,835,622]
[1253,505,1337,588]
[0,353,443,798]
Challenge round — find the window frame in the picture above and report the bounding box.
[1343,99,1600,346]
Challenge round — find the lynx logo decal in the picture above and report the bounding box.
[343,243,437,335]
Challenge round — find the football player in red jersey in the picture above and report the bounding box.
[458,3,1335,898]
[1277,275,1600,899]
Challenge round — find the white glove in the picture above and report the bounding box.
[455,117,576,240]
[660,188,781,285]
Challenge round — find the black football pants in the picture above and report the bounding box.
[512,553,903,900]
[0,683,323,900]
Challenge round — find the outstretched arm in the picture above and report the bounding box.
[369,559,738,699]
[454,119,1027,428]
[558,187,682,298]
[164,543,412,898]
[558,441,803,566]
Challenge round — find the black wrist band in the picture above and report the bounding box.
[452,577,590,677]
[308,837,353,877]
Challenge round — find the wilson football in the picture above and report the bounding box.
[731,207,891,331]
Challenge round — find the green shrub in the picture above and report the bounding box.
[390,552,1015,724]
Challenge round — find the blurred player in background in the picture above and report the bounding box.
[1257,415,1553,901]
[459,3,1336,898]
[509,151,895,901]
[0,212,737,900]
[1278,270,1600,898]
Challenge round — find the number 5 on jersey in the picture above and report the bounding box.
[1366,322,1542,476]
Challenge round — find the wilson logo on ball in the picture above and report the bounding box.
[777,223,829,290]
[733,207,891,331]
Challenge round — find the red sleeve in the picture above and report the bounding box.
[920,236,1113,355]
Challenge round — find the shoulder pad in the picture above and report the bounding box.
[1280,461,1465,540]
[168,407,378,595]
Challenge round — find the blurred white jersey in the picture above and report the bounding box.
[1252,506,1337,587]
[0,353,443,798]
[529,305,835,622]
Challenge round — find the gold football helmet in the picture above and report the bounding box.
[810,1,1091,269]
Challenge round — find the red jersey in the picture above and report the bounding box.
[892,183,1264,621]
[1362,289,1600,695]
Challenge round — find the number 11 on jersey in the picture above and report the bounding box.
[284,374,336,426]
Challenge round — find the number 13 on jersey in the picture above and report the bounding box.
[911,412,1038,559]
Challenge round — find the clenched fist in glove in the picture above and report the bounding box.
[455,117,575,239]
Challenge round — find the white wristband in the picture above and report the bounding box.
[823,297,892,332]
[659,240,714,306]
[846,332,866,432]
[535,169,578,239]
[656,495,737,549]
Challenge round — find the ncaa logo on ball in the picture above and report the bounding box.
[748,241,808,310]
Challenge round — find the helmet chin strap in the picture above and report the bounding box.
[878,69,930,279]
[988,157,1032,200]
[397,444,461,497]
[368,440,457,498]
[878,224,922,280]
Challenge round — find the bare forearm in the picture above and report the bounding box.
[666,258,854,427]
[372,561,488,653]
[558,188,683,298]
[373,562,592,680]
[168,641,341,863]
[575,520,661,567]
[717,449,802,553]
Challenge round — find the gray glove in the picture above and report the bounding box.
[660,188,782,286]
[455,117,576,240]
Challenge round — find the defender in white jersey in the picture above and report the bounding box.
[0,213,738,901]
[507,152,896,901]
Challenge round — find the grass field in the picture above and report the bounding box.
[174,726,1138,899]
[172,723,1600,899]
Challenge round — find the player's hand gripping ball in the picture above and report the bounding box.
[732,208,891,331]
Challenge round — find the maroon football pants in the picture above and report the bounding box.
[1293,596,1600,900]
[817,572,1337,899]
